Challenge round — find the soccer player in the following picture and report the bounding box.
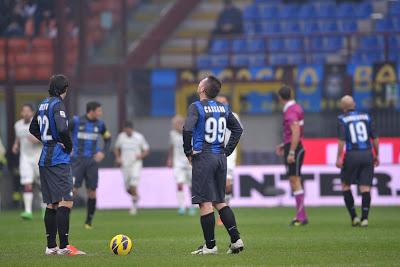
[215,95,240,225]
[114,121,149,215]
[167,115,196,216]
[336,95,379,227]
[29,74,85,255]
[183,76,244,255]
[275,86,308,226]
[13,104,44,220]
[70,101,111,229]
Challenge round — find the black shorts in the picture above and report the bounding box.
[39,164,73,204]
[72,157,99,190]
[284,143,305,177]
[341,150,374,186]
[191,152,227,204]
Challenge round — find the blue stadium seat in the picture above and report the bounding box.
[258,5,279,19]
[232,39,246,53]
[232,55,249,67]
[309,37,323,51]
[388,35,400,49]
[324,36,343,51]
[244,22,256,35]
[375,18,394,32]
[286,38,304,51]
[354,2,372,18]
[289,54,305,65]
[211,55,229,67]
[337,3,354,18]
[282,22,301,33]
[248,54,266,67]
[351,51,384,64]
[269,38,284,52]
[392,17,400,31]
[270,54,288,65]
[278,4,298,19]
[247,39,265,53]
[388,50,398,62]
[298,4,316,19]
[310,54,327,64]
[197,55,211,68]
[210,39,229,53]
[260,22,281,34]
[389,1,400,16]
[340,20,358,33]
[320,21,338,32]
[364,52,384,63]
[243,5,258,20]
[303,21,320,34]
[359,36,384,50]
[318,3,336,18]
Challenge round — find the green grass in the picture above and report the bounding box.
[0,207,399,266]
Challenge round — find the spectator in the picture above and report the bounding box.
[4,20,24,37]
[213,0,243,35]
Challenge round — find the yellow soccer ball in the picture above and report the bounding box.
[109,234,133,256]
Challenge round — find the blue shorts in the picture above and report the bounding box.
[39,164,73,204]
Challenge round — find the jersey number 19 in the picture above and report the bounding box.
[205,117,226,143]
[349,121,368,143]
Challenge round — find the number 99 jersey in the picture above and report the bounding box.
[337,110,378,151]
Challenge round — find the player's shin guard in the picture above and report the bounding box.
[343,190,357,219]
[361,192,371,220]
[44,208,57,248]
[218,206,240,243]
[86,198,96,225]
[200,212,216,249]
[57,206,70,249]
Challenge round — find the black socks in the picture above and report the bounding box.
[200,212,216,249]
[219,206,240,243]
[343,190,357,219]
[361,192,371,220]
[44,208,57,248]
[86,198,96,225]
[57,206,71,249]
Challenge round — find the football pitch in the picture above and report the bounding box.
[1,207,399,267]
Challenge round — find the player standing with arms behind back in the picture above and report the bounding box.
[275,86,308,226]
[70,101,111,229]
[13,104,44,220]
[114,121,150,215]
[30,74,85,255]
[336,95,379,227]
[183,76,244,255]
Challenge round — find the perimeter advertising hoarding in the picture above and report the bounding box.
[97,165,400,209]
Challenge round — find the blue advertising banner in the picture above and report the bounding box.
[151,69,177,116]
[296,65,323,112]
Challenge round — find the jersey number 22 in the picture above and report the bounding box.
[37,115,53,141]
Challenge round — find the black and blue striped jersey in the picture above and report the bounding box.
[29,97,72,166]
[69,115,111,158]
[183,99,242,156]
[337,110,378,151]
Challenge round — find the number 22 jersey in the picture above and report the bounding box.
[30,97,72,166]
[337,110,378,151]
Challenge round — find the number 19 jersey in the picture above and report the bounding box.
[36,97,70,166]
[337,110,378,151]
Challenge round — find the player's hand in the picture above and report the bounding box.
[94,151,105,163]
[28,135,39,144]
[58,142,66,150]
[336,158,343,169]
[12,143,19,154]
[374,155,380,167]
[166,158,172,168]
[115,157,122,167]
[187,155,192,165]
[275,144,284,157]
[287,154,295,164]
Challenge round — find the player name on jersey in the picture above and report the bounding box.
[203,105,226,113]
[341,114,369,123]
[38,103,49,111]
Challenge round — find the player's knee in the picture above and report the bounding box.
[199,202,213,214]
[359,185,371,193]
[24,184,33,192]
[225,183,232,194]
[47,203,57,209]
[177,183,184,191]
[215,202,227,211]
[88,189,97,199]
[59,200,73,209]
[73,188,78,196]
[342,183,351,191]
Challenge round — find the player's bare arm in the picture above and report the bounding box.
[288,122,300,164]
[12,137,20,154]
[137,149,150,160]
[372,138,379,167]
[166,144,174,167]
[336,140,345,169]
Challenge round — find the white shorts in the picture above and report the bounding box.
[122,161,143,189]
[20,158,40,185]
[226,155,236,181]
[173,166,192,186]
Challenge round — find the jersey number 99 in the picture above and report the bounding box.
[205,117,226,143]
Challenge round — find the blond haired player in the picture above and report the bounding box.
[215,95,241,225]
[13,104,44,220]
[167,115,196,216]
[114,121,150,215]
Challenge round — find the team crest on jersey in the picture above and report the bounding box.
[60,111,66,118]
[94,126,99,132]
[79,126,85,130]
